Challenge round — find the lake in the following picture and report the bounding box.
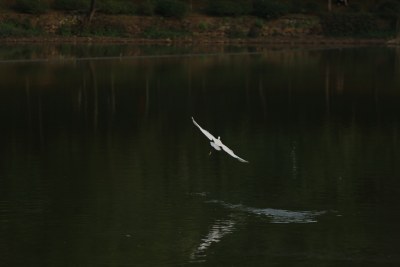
[1,44,400,266]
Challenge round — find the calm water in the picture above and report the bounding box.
[1,45,400,266]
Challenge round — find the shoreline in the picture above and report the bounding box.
[0,36,393,46]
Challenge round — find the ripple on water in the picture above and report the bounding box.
[205,199,326,224]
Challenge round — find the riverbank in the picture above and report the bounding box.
[1,11,398,46]
[0,35,391,46]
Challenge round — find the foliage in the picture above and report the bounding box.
[248,19,263,38]
[372,0,400,26]
[0,23,26,37]
[0,20,42,37]
[205,0,252,17]
[83,20,129,36]
[198,21,210,31]
[347,3,362,13]
[320,13,383,37]
[142,26,190,38]
[97,0,136,15]
[288,0,321,14]
[301,1,321,14]
[53,0,89,11]
[226,25,247,38]
[57,25,76,36]
[252,0,290,20]
[2,0,400,40]
[154,0,189,19]
[14,0,49,14]
[136,0,155,15]
[57,17,129,37]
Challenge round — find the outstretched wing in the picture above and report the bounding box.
[220,143,249,163]
[192,117,216,141]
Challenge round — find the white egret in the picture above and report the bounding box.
[192,117,249,163]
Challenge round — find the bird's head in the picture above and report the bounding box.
[218,136,220,140]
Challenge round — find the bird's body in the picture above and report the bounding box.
[192,117,249,163]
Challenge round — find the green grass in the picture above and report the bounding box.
[142,27,191,39]
[0,21,43,37]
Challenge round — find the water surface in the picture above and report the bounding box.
[1,45,400,266]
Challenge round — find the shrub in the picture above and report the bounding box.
[348,3,362,13]
[14,0,48,14]
[248,20,263,38]
[137,0,155,16]
[53,0,89,11]
[206,0,252,17]
[57,25,76,36]
[302,2,320,14]
[82,21,128,37]
[142,26,190,38]
[0,23,25,37]
[373,0,400,26]
[155,0,189,19]
[198,21,209,31]
[320,13,380,37]
[0,21,42,37]
[97,0,136,15]
[252,0,290,20]
[227,25,247,38]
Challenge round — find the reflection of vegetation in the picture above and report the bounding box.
[0,44,206,61]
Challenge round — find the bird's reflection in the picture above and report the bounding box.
[291,142,298,179]
[190,195,326,262]
[190,218,236,262]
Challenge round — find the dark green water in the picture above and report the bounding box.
[1,46,400,266]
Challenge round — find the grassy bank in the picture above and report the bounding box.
[0,0,399,44]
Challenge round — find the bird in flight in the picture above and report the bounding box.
[192,117,249,163]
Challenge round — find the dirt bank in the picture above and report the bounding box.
[0,11,396,45]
